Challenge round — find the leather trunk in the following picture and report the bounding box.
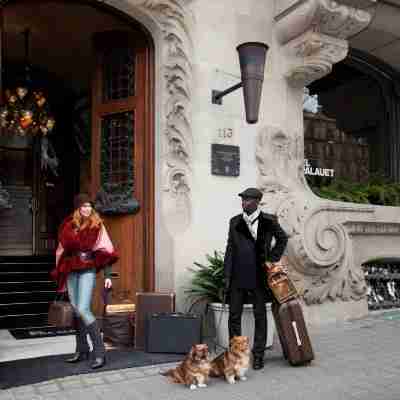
[135,292,175,350]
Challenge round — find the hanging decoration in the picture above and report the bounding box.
[0,87,55,136]
[0,29,55,137]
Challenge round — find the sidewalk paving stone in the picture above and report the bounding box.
[2,311,400,400]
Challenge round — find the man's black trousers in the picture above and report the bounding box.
[228,286,267,356]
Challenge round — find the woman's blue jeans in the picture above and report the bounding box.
[67,268,96,326]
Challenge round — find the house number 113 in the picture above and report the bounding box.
[218,128,233,139]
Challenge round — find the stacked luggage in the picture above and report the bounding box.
[266,258,314,366]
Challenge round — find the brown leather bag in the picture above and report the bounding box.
[48,294,74,328]
[102,288,135,347]
[265,256,298,304]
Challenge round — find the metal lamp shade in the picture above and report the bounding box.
[237,42,269,124]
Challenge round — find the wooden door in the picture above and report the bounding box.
[91,29,154,312]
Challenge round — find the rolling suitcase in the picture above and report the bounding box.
[146,313,202,353]
[135,292,175,350]
[272,299,314,366]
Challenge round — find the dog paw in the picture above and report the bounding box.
[227,379,236,385]
[189,384,197,390]
[198,383,207,388]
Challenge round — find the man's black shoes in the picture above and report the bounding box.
[253,355,264,370]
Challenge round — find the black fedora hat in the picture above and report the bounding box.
[238,187,263,200]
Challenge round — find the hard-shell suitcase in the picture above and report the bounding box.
[146,313,201,353]
[135,292,175,350]
[272,299,314,366]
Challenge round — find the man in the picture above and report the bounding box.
[224,187,288,370]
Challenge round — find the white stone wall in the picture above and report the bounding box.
[170,0,285,311]
[104,0,400,326]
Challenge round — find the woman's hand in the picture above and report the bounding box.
[104,278,112,289]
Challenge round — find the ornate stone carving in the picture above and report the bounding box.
[275,0,374,45]
[256,125,372,304]
[345,221,400,236]
[284,31,348,88]
[138,0,193,233]
[162,168,191,234]
[256,125,306,194]
[287,204,371,304]
[275,0,375,87]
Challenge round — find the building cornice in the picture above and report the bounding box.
[275,0,376,87]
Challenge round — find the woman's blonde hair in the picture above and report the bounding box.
[72,207,103,230]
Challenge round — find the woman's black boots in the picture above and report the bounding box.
[87,320,106,369]
[66,317,90,363]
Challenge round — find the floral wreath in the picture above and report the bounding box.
[0,86,55,137]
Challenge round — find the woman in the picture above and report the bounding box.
[51,193,118,369]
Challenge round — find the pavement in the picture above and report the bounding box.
[1,309,400,400]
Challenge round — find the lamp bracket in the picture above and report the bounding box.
[211,82,243,105]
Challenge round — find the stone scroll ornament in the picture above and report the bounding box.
[275,0,375,88]
[256,126,368,305]
[138,0,193,234]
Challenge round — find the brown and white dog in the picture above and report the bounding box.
[210,336,250,384]
[161,344,211,390]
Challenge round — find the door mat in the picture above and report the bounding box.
[9,327,76,340]
[0,348,183,389]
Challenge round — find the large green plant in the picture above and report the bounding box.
[311,173,400,206]
[185,251,225,308]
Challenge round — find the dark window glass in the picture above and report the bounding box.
[101,112,134,193]
[103,47,135,101]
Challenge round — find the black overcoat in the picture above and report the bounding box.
[224,212,288,292]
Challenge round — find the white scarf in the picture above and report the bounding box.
[243,209,260,240]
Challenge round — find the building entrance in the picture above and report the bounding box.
[0,0,155,329]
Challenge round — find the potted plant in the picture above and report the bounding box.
[185,251,274,350]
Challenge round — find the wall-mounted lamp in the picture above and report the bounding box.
[211,42,269,124]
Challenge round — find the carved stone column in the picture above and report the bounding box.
[137,0,194,234]
[275,0,376,87]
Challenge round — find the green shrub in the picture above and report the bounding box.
[311,174,400,206]
[185,251,225,308]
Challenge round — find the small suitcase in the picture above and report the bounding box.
[146,313,202,353]
[135,291,175,350]
[272,299,314,366]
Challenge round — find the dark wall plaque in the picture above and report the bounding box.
[211,143,240,177]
